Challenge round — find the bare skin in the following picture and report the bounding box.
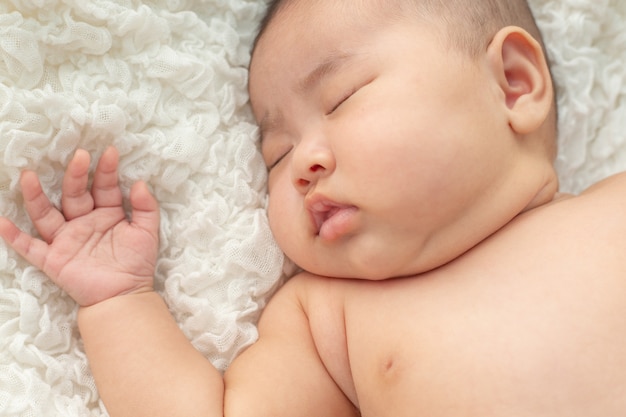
[236,174,626,417]
[2,1,626,416]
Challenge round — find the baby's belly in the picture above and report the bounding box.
[334,268,626,417]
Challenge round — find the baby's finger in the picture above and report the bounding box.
[92,146,123,209]
[0,217,50,272]
[61,149,94,220]
[129,181,160,237]
[21,171,67,244]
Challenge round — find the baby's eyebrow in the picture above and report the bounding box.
[297,52,356,94]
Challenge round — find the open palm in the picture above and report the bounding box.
[0,148,160,307]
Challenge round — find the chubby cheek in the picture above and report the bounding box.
[266,178,305,259]
[267,192,288,246]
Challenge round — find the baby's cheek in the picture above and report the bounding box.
[267,190,293,243]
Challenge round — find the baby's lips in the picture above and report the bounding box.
[318,206,359,241]
[305,194,356,237]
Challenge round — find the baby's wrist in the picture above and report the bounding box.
[77,290,163,328]
[117,284,156,300]
[76,287,158,317]
[67,274,156,308]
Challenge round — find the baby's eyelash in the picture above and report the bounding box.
[269,149,291,170]
[328,87,357,115]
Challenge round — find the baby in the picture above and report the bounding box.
[2,0,626,416]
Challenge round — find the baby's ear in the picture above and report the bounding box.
[487,26,553,135]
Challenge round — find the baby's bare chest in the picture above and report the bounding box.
[301,178,626,415]
[307,244,626,416]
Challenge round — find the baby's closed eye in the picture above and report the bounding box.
[262,134,292,171]
[326,86,359,115]
[324,77,376,116]
[268,147,292,170]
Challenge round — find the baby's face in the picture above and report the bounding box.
[249,1,523,279]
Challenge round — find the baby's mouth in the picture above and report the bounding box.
[306,196,358,239]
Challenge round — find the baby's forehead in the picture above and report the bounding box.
[261,0,412,31]
[253,0,418,54]
[253,0,461,61]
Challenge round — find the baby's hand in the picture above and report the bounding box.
[0,147,160,307]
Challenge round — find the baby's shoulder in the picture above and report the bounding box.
[579,171,626,200]
[263,272,347,317]
[571,172,626,223]
[278,272,352,307]
[254,272,337,339]
[529,171,626,249]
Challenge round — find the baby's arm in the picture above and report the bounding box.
[0,148,224,417]
[224,275,359,417]
[0,148,357,417]
[77,286,223,416]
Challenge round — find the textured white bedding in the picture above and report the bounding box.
[0,0,624,415]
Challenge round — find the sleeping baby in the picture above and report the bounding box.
[2,0,626,416]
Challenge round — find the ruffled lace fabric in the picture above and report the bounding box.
[1,0,626,415]
[530,0,626,192]
[0,1,288,415]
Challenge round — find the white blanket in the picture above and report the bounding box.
[0,0,624,415]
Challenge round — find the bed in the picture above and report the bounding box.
[0,0,625,415]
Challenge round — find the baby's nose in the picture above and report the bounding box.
[291,143,335,192]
